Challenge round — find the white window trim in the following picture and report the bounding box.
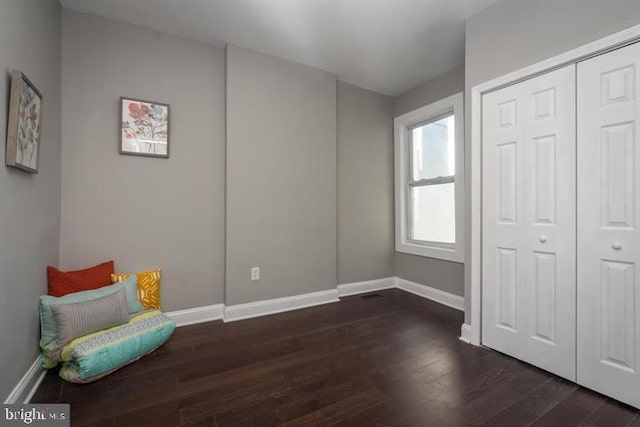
[394,92,465,263]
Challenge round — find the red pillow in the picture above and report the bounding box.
[47,261,115,297]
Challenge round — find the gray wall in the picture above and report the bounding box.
[60,10,226,311]
[392,64,465,296]
[464,0,640,322]
[226,45,337,305]
[466,0,640,89]
[337,82,394,284]
[393,64,465,118]
[0,0,61,401]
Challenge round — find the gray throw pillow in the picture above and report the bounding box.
[51,287,129,357]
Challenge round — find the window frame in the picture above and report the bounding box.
[394,92,465,263]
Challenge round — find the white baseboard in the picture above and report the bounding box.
[224,289,340,323]
[337,277,396,297]
[4,357,46,404]
[165,304,224,327]
[460,323,473,344]
[395,277,465,311]
[165,277,464,327]
[159,278,465,326]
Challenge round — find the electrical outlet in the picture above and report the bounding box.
[251,267,260,281]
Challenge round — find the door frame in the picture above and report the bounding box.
[467,23,640,346]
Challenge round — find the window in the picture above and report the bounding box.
[394,93,464,262]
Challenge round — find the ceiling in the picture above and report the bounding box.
[59,0,496,96]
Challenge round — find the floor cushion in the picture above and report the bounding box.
[49,309,175,383]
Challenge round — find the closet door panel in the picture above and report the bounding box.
[482,84,526,359]
[577,42,640,409]
[483,65,576,380]
[522,66,576,381]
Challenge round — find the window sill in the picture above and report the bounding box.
[396,241,464,263]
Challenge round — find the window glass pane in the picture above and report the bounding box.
[410,182,455,244]
[411,115,455,181]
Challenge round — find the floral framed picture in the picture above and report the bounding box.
[120,97,170,158]
[5,70,43,173]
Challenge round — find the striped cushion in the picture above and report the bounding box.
[50,288,129,358]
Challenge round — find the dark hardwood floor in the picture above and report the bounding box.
[33,289,639,427]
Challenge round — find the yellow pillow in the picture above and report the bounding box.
[111,269,161,310]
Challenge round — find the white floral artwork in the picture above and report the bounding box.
[6,71,42,173]
[16,81,41,169]
[120,98,170,158]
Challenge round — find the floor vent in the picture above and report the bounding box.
[361,293,383,299]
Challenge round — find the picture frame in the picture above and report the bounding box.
[6,70,43,173]
[120,97,170,158]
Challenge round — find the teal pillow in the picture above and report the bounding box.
[120,275,144,315]
[40,279,143,356]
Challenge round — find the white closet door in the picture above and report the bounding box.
[522,67,576,380]
[483,65,576,381]
[482,82,526,360]
[577,42,640,409]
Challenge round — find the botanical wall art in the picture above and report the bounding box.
[6,70,43,173]
[120,97,170,158]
